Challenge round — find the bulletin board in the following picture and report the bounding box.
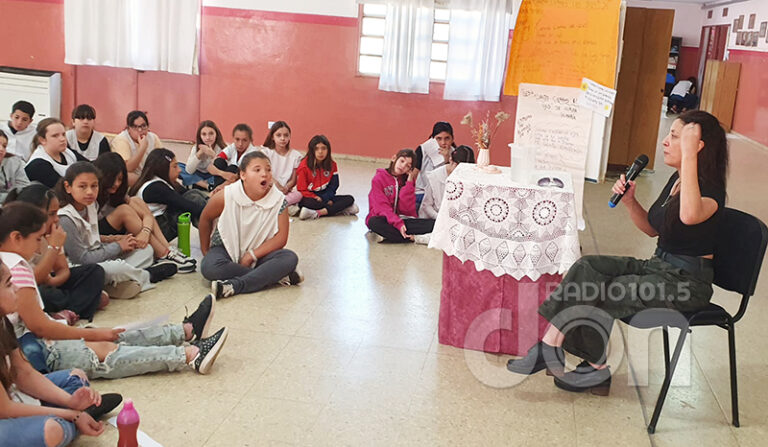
[503,0,622,96]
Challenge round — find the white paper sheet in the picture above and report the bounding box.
[107,417,163,447]
[577,77,617,117]
[420,138,444,166]
[515,83,593,229]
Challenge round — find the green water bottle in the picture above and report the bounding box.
[177,212,191,257]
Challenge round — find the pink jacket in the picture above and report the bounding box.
[366,168,417,229]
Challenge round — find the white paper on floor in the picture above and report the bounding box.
[107,416,163,447]
[115,314,169,331]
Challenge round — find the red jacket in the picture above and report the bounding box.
[296,158,339,200]
[366,168,416,229]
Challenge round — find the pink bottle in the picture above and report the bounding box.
[117,399,140,447]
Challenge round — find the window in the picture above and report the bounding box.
[358,4,450,81]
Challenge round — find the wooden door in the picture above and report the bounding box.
[609,7,674,168]
[701,60,740,132]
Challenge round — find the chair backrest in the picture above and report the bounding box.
[713,208,768,296]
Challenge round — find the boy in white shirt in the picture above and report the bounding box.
[0,101,37,161]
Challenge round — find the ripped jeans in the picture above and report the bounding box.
[40,324,188,379]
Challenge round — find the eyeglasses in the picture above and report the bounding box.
[130,124,149,131]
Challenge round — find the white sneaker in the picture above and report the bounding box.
[287,205,300,217]
[414,233,431,245]
[299,207,319,220]
[366,231,385,243]
[340,204,359,216]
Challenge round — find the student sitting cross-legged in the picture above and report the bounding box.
[110,111,163,187]
[65,104,111,161]
[0,202,229,380]
[0,257,125,447]
[295,135,358,220]
[180,120,228,191]
[3,183,108,324]
[200,151,303,299]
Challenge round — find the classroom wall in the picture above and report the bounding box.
[0,0,518,166]
[702,0,768,146]
[201,0,358,17]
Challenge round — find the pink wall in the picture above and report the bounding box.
[0,0,518,166]
[729,50,768,147]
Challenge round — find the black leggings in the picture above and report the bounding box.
[366,216,435,243]
[299,195,355,216]
[38,264,105,321]
[212,158,239,187]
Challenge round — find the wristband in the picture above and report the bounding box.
[141,226,152,234]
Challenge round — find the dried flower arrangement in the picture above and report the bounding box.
[460,110,511,151]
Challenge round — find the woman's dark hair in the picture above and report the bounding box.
[54,162,102,206]
[0,202,47,243]
[305,135,333,173]
[128,148,181,196]
[386,149,416,184]
[196,120,226,150]
[232,123,253,141]
[2,182,56,210]
[679,110,728,190]
[239,151,270,172]
[32,117,65,150]
[451,145,475,164]
[428,121,457,149]
[72,104,96,120]
[93,152,129,207]
[126,110,149,128]
[663,111,729,232]
[263,121,291,149]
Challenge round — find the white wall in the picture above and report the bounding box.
[201,0,358,18]
[627,0,705,46]
[702,0,768,53]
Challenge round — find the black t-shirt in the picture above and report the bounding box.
[647,172,726,256]
[25,150,89,189]
[75,135,111,158]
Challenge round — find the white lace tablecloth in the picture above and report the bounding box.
[428,164,581,280]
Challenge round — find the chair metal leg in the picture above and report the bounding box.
[662,326,671,374]
[648,327,690,434]
[727,320,740,427]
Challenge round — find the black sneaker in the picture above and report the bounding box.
[146,261,178,283]
[211,280,235,299]
[84,393,123,420]
[183,295,216,342]
[191,327,229,374]
[278,269,304,287]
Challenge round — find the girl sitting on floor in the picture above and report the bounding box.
[110,111,163,186]
[0,129,30,202]
[180,120,227,191]
[24,119,88,189]
[0,257,110,447]
[296,135,358,220]
[211,123,260,189]
[261,121,303,212]
[0,202,229,379]
[413,121,456,209]
[200,151,302,299]
[3,183,107,324]
[367,149,435,243]
[93,153,195,273]
[57,163,177,299]
[418,145,475,219]
[65,104,111,161]
[128,149,208,242]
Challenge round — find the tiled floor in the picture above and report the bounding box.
[74,118,768,446]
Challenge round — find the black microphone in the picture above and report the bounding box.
[609,154,649,208]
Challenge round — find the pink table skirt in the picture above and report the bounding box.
[438,254,563,356]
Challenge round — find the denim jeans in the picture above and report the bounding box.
[0,370,85,447]
[178,163,215,187]
[44,324,188,379]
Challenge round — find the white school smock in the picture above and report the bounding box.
[112,129,161,175]
[0,121,36,161]
[66,129,106,161]
[136,177,171,216]
[26,145,79,177]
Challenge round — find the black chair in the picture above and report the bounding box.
[622,208,768,434]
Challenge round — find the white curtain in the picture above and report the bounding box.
[443,0,513,101]
[64,0,199,75]
[378,0,435,94]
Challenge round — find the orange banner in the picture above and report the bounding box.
[503,0,622,96]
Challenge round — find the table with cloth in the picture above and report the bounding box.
[428,164,582,356]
